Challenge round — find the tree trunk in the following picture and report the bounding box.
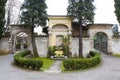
[6,8,10,32]
[78,18,83,58]
[31,26,39,57]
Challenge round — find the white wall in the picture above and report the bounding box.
[70,37,92,57]
[110,38,120,54]
[35,37,48,57]
[1,36,120,56]
[0,38,9,51]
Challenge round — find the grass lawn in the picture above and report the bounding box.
[61,62,65,71]
[41,58,54,71]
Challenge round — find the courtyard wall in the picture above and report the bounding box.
[1,36,120,56]
[110,38,120,54]
[1,24,120,56]
[0,36,93,57]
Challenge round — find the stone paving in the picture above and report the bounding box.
[44,60,62,73]
[0,54,120,80]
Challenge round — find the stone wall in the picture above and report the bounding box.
[83,38,93,56]
[1,24,120,56]
[0,37,9,51]
[70,37,93,57]
[110,38,120,54]
[36,37,93,57]
[1,36,120,56]
[35,37,48,57]
[0,37,92,57]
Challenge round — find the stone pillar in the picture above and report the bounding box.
[107,38,112,54]
[90,38,94,50]
[68,28,72,47]
[12,34,16,53]
[20,37,24,50]
[48,28,52,46]
[8,39,12,53]
[68,28,72,57]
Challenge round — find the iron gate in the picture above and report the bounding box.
[94,32,108,54]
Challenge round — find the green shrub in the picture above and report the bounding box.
[14,50,43,70]
[63,51,101,70]
[63,59,75,70]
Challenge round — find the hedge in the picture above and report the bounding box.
[14,50,43,70]
[63,51,101,70]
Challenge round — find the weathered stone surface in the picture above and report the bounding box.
[35,37,48,57]
[0,38,9,50]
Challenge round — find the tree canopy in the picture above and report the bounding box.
[0,0,7,39]
[67,0,95,24]
[114,0,120,24]
[20,0,47,57]
[112,24,119,34]
[67,0,95,57]
[20,0,47,26]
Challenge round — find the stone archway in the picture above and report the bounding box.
[94,32,108,54]
[10,25,32,53]
[16,32,28,50]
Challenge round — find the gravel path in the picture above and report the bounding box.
[0,54,120,80]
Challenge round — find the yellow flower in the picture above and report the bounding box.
[55,51,63,57]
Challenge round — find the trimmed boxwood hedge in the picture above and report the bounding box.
[63,51,101,70]
[14,50,43,70]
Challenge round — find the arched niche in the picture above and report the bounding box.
[56,35,63,47]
